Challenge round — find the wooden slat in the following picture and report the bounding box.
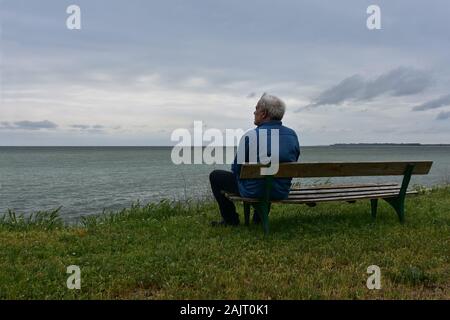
[225,191,403,202]
[240,161,433,179]
[291,184,400,190]
[278,191,418,203]
[224,190,417,203]
[290,183,398,191]
[289,185,401,195]
[287,189,403,200]
[224,185,403,199]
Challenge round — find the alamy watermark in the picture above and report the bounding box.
[66,5,81,30]
[367,5,381,30]
[170,121,280,175]
[66,265,81,290]
[366,265,381,290]
[65,4,381,32]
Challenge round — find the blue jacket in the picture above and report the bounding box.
[231,120,300,199]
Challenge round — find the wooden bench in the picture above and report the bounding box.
[223,161,433,234]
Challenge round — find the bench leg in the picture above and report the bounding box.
[243,202,250,226]
[256,201,270,235]
[260,176,273,235]
[383,197,405,223]
[381,164,414,223]
[370,199,378,219]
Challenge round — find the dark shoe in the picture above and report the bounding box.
[211,220,239,227]
[306,202,317,207]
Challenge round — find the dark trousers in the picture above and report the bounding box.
[209,170,263,224]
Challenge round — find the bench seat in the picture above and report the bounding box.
[224,183,418,204]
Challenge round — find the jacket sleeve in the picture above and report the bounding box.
[231,154,239,176]
[295,133,301,161]
[232,134,250,177]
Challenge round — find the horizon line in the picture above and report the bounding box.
[1,143,450,148]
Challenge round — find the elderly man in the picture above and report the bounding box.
[209,93,300,226]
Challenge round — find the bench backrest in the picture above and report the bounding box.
[239,161,433,179]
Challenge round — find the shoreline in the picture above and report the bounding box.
[2,183,449,226]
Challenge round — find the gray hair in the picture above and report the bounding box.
[257,93,286,120]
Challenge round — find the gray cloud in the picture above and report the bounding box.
[436,111,450,120]
[299,67,433,110]
[306,75,365,108]
[69,124,121,134]
[71,124,105,130]
[0,122,15,130]
[70,124,107,134]
[14,120,58,130]
[412,94,450,111]
[362,67,433,98]
[71,125,91,130]
[0,120,58,130]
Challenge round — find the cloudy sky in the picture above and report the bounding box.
[1,0,449,146]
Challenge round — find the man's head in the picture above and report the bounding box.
[253,93,286,126]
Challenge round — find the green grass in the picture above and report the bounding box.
[0,187,449,299]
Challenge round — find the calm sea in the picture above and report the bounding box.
[0,146,449,221]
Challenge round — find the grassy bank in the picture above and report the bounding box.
[0,186,449,299]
